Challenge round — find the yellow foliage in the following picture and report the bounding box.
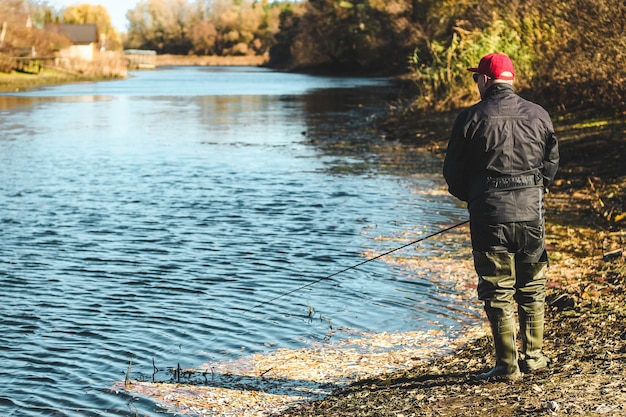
[614,213,626,223]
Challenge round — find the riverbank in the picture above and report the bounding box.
[0,66,127,93]
[0,52,129,93]
[278,108,626,417]
[0,55,267,93]
[122,105,625,416]
[155,54,267,67]
[0,69,112,93]
[280,225,625,417]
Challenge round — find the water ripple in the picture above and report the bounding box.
[0,68,476,416]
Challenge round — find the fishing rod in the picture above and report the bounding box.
[148,219,470,382]
[242,219,470,313]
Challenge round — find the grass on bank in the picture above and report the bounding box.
[0,53,129,93]
[0,54,270,93]
[0,69,92,92]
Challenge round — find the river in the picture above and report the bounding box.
[0,66,476,416]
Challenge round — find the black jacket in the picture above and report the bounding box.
[443,84,559,223]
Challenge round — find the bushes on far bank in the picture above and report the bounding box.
[54,52,128,78]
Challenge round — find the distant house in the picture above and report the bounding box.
[46,24,98,61]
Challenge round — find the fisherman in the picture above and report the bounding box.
[443,53,559,380]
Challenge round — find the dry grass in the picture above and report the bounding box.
[54,52,128,78]
[0,52,128,93]
[0,53,271,93]
[155,54,268,67]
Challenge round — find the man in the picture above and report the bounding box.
[443,53,559,380]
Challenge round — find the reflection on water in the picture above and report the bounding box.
[0,67,473,416]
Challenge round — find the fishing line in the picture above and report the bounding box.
[241,219,470,314]
[145,219,470,382]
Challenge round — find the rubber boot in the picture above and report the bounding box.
[473,251,521,381]
[519,307,549,373]
[476,308,522,381]
[516,261,549,373]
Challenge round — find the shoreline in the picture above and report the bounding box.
[121,219,489,415]
[155,54,267,67]
[1,65,622,415]
[0,69,125,93]
[279,108,626,416]
[0,54,268,93]
[122,106,625,416]
[281,219,625,417]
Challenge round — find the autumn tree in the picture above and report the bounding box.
[125,0,286,57]
[62,3,121,50]
[276,0,421,74]
[528,0,626,110]
[0,0,69,63]
[189,20,217,55]
[266,2,304,68]
[125,0,196,53]
[406,0,626,111]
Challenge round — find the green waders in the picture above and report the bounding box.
[474,252,550,380]
[474,251,522,380]
[516,260,549,373]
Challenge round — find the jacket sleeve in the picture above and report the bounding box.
[443,112,471,202]
[541,121,559,187]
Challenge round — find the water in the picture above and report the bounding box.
[0,66,473,416]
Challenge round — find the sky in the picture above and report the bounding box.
[48,0,141,32]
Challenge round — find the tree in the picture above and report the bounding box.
[62,3,121,50]
[0,0,70,60]
[126,0,286,57]
[126,0,196,53]
[280,0,420,74]
[267,2,305,67]
[189,19,217,54]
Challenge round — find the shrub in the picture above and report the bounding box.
[410,17,534,110]
[409,0,625,112]
[0,55,14,73]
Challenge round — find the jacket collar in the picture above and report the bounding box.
[485,83,515,97]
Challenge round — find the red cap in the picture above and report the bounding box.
[468,53,515,80]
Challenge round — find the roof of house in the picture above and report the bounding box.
[46,24,98,44]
